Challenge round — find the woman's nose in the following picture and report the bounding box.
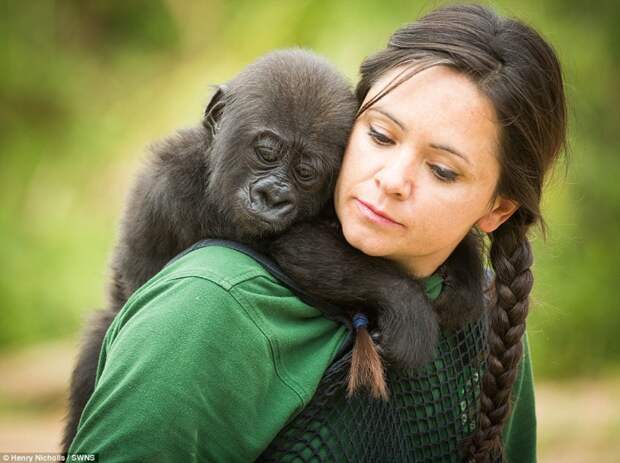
[374,155,413,199]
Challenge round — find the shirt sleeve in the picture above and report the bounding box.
[502,331,537,463]
[68,275,305,463]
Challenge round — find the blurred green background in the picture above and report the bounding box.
[3,0,619,377]
[0,0,619,457]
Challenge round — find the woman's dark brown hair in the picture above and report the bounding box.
[353,4,567,462]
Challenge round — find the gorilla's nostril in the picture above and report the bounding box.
[251,181,294,212]
[249,182,296,224]
[256,188,270,206]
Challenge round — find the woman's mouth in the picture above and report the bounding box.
[354,198,403,227]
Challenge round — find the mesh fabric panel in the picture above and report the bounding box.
[258,315,488,463]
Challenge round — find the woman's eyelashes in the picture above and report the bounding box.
[368,125,394,146]
[428,164,458,183]
[368,124,459,183]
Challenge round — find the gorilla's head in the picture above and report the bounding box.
[203,49,358,241]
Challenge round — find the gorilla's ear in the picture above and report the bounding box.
[203,85,228,134]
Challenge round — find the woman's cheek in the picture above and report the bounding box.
[431,194,480,243]
[348,127,382,166]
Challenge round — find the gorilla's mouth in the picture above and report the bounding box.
[248,207,296,233]
[250,203,295,222]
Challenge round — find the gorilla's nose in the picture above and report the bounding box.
[250,178,295,221]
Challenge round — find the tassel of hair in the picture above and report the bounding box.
[347,313,389,400]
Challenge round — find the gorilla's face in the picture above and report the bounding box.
[201,49,359,241]
[208,123,343,240]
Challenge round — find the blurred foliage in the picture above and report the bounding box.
[1,0,618,379]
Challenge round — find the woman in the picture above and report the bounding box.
[67,4,566,462]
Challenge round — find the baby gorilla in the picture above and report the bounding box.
[62,49,485,452]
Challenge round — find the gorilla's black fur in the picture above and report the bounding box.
[62,49,484,452]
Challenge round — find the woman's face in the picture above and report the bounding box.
[334,65,516,277]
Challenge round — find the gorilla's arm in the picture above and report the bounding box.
[265,221,485,369]
[264,221,439,369]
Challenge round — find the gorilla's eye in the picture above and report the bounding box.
[296,163,315,181]
[255,133,281,163]
[256,145,278,163]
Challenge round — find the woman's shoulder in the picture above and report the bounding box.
[502,330,537,462]
[121,243,343,333]
[104,242,349,404]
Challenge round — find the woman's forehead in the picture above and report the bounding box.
[365,65,501,161]
[367,65,494,116]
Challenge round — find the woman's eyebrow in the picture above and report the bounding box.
[368,107,406,130]
[429,143,471,165]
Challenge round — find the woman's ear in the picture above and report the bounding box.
[476,196,519,233]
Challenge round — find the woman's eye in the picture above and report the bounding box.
[368,126,394,146]
[429,164,458,183]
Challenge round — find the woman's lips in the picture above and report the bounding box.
[354,198,403,227]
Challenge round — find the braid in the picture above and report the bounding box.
[465,222,534,462]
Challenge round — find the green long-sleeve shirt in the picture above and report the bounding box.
[68,244,536,462]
